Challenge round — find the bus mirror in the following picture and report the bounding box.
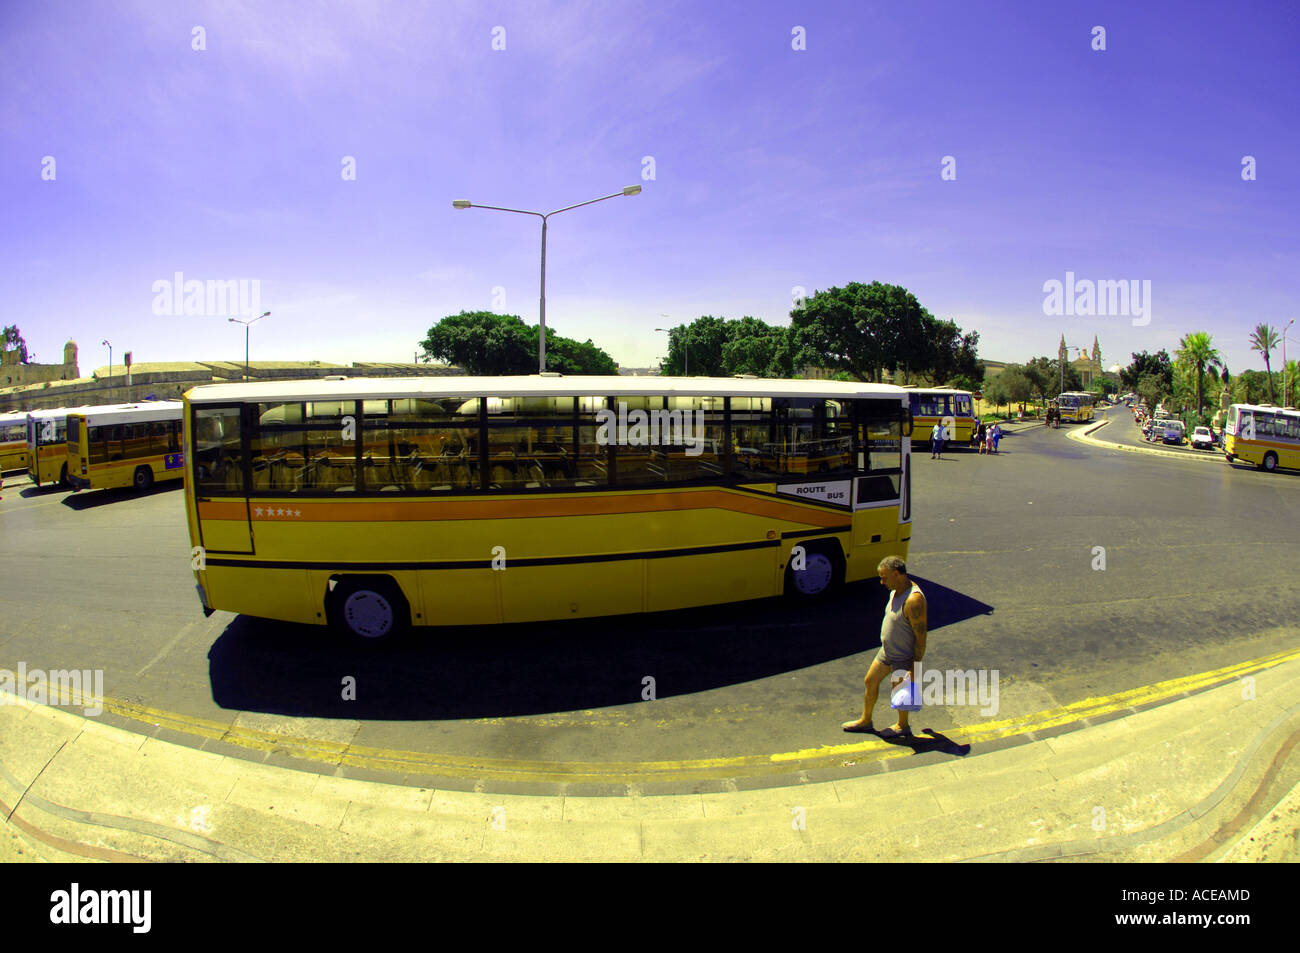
[901,413,913,437]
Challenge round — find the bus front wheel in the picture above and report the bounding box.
[133,466,154,490]
[329,576,410,642]
[784,542,843,599]
[1261,452,1279,473]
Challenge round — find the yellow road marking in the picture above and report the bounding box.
[17,646,1300,783]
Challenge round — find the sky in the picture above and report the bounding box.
[2,0,1297,377]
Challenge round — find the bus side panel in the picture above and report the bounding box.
[418,569,502,626]
[208,567,317,624]
[646,547,779,612]
[499,561,644,623]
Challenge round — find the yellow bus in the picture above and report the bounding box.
[0,412,30,472]
[905,388,977,447]
[66,401,185,492]
[1224,403,1300,473]
[26,407,76,487]
[1057,391,1095,423]
[183,376,914,638]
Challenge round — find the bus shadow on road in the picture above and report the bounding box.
[60,483,181,509]
[207,575,995,721]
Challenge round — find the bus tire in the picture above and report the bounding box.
[328,576,409,642]
[784,541,843,599]
[1262,452,1278,473]
[133,466,154,490]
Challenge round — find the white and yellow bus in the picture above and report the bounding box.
[183,376,914,638]
[905,388,977,447]
[1224,403,1300,473]
[26,407,77,487]
[1056,391,1095,423]
[0,412,30,472]
[66,401,185,492]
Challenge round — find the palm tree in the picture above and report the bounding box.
[1175,331,1223,417]
[1249,324,1280,404]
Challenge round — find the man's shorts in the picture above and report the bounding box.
[874,649,914,675]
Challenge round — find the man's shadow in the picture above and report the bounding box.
[874,727,970,756]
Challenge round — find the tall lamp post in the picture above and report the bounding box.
[101,339,112,398]
[1282,318,1296,409]
[452,186,642,372]
[228,311,271,381]
[655,322,687,376]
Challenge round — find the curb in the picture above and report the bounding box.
[1068,417,1227,463]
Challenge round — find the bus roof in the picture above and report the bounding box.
[900,386,972,394]
[184,376,910,405]
[1231,403,1299,414]
[25,406,85,421]
[0,411,29,425]
[68,401,184,427]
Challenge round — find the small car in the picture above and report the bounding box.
[1158,421,1187,445]
[1190,426,1214,450]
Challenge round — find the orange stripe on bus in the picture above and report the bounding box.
[197,489,848,526]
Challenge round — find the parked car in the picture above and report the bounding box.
[1158,420,1187,445]
[1190,426,1214,450]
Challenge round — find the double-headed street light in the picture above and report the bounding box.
[228,311,271,381]
[452,186,643,372]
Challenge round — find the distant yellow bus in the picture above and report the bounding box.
[66,401,185,492]
[0,412,29,472]
[905,388,977,446]
[1225,404,1300,473]
[183,376,914,638]
[26,407,75,487]
[1057,392,1095,423]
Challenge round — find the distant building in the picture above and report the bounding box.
[1060,334,1103,389]
[1,339,80,387]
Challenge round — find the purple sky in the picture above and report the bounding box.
[3,0,1297,377]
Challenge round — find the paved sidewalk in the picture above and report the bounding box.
[3,652,1298,862]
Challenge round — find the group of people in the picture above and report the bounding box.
[929,421,1001,458]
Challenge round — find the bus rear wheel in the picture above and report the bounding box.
[329,576,410,642]
[1261,452,1279,473]
[784,542,843,599]
[133,466,154,489]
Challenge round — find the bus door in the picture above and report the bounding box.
[191,405,255,555]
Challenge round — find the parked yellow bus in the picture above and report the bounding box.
[1224,403,1300,472]
[66,401,185,492]
[905,388,977,447]
[0,412,30,472]
[183,376,914,638]
[1057,391,1095,423]
[26,407,75,487]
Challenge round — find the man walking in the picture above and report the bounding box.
[842,556,928,738]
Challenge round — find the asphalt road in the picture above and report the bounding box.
[2,427,1298,794]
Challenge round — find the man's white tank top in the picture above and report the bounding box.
[880,582,922,661]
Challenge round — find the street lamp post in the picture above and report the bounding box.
[452,186,642,372]
[1282,318,1296,409]
[228,311,271,381]
[101,340,112,397]
[655,320,687,375]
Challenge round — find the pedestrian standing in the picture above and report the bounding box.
[930,422,943,459]
[842,556,928,738]
[991,422,1002,454]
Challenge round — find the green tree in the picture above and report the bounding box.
[926,322,983,389]
[1136,371,1170,414]
[1,325,28,362]
[1283,359,1299,409]
[1120,350,1173,393]
[983,373,1011,415]
[419,311,618,375]
[659,315,731,376]
[1174,331,1223,416]
[720,318,794,377]
[790,281,928,383]
[998,365,1035,405]
[1249,324,1280,405]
